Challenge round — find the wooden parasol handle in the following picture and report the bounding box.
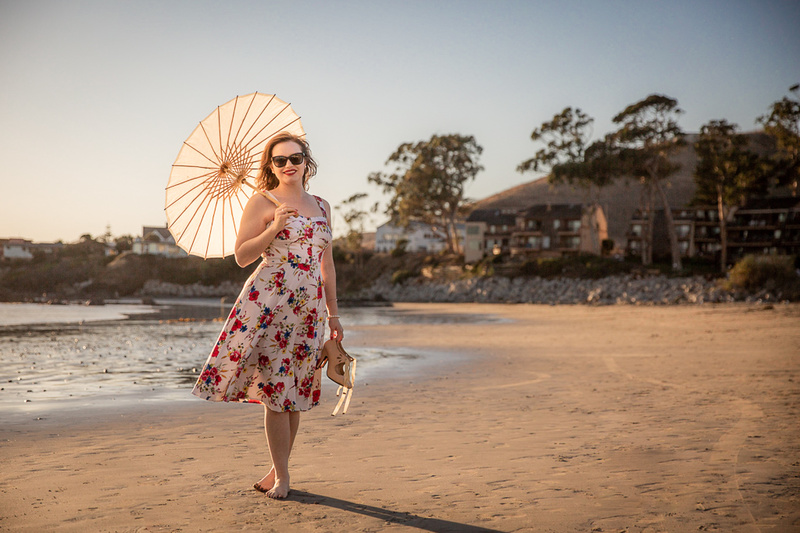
[241,179,280,206]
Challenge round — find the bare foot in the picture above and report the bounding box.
[254,467,275,493]
[267,477,290,499]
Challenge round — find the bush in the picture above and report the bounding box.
[517,254,634,279]
[725,254,800,299]
[391,269,416,285]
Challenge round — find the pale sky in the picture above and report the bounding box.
[1,0,798,243]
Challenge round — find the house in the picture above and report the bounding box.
[0,238,34,261]
[374,220,464,253]
[0,239,63,261]
[726,197,800,263]
[132,226,186,257]
[464,204,608,263]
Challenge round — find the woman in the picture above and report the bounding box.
[191,132,343,499]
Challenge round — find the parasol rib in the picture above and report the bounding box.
[237,94,277,151]
[230,92,261,149]
[248,116,304,153]
[225,95,239,155]
[182,139,222,169]
[241,102,293,149]
[165,171,219,210]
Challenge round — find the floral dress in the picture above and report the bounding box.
[191,195,331,412]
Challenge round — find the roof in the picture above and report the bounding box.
[519,203,584,219]
[466,209,517,225]
[142,226,175,243]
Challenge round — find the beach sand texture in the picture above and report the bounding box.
[1,303,798,532]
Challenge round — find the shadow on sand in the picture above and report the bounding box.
[290,490,505,532]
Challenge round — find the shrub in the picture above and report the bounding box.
[391,269,416,285]
[725,254,800,298]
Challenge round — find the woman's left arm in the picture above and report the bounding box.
[321,199,344,340]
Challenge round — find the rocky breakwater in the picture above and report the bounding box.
[358,274,759,305]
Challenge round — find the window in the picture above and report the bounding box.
[501,224,508,232]
[679,241,689,253]
[631,224,642,236]
[676,225,691,238]
[542,236,551,249]
[527,236,540,248]
[466,225,479,235]
[567,220,581,232]
[553,219,561,230]
[489,225,496,234]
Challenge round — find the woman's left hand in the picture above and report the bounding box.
[329,317,344,341]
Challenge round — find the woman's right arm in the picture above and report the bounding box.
[234,195,286,267]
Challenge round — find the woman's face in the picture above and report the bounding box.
[270,141,306,186]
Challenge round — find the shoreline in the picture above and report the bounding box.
[1,303,798,532]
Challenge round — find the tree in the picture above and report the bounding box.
[694,120,768,271]
[335,192,377,270]
[758,84,800,195]
[368,134,483,254]
[518,107,616,252]
[609,94,686,269]
[115,235,134,253]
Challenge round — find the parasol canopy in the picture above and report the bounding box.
[165,92,304,258]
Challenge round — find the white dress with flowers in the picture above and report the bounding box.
[191,196,331,412]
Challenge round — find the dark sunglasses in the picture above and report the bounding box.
[271,152,305,167]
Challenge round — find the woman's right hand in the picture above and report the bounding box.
[271,202,298,232]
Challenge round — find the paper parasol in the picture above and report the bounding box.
[165,92,304,258]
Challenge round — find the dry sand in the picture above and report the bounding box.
[1,303,799,532]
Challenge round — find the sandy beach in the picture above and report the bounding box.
[1,303,799,532]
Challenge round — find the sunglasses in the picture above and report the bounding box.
[271,152,305,167]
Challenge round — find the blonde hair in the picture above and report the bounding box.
[256,132,318,191]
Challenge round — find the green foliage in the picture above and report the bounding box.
[757,84,800,192]
[368,133,483,253]
[725,254,799,298]
[518,107,594,175]
[517,254,634,279]
[391,269,417,285]
[694,120,767,206]
[390,238,408,257]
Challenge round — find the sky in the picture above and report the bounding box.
[1,0,798,244]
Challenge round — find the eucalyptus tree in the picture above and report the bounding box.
[335,192,378,269]
[694,120,768,271]
[368,134,483,254]
[518,107,615,251]
[758,84,800,195]
[608,94,686,269]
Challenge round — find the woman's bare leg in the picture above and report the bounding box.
[258,408,300,498]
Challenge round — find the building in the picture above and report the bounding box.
[464,209,518,262]
[374,220,463,253]
[464,204,608,263]
[0,239,63,261]
[625,198,800,265]
[132,226,186,257]
[726,197,800,263]
[626,208,697,259]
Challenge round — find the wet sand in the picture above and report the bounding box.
[1,303,799,532]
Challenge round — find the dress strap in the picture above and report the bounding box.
[313,195,328,219]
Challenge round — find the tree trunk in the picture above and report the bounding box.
[717,188,728,273]
[641,183,654,266]
[654,178,683,270]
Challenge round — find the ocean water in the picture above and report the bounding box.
[0,300,502,421]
